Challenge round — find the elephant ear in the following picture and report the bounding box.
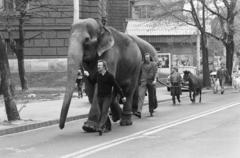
[97,27,114,57]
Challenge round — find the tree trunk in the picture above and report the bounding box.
[200,2,210,88]
[201,32,211,87]
[16,15,28,90]
[224,10,235,82]
[226,41,234,79]
[0,36,20,121]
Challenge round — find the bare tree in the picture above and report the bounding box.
[1,0,65,90]
[200,0,239,78]
[2,0,30,90]
[0,35,20,121]
[154,0,239,86]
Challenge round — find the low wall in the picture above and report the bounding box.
[9,58,67,73]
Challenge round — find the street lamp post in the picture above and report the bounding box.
[73,0,79,24]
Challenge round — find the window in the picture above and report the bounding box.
[15,0,30,12]
[156,47,161,52]
[0,0,29,12]
[0,0,3,11]
[4,39,19,56]
[3,0,15,11]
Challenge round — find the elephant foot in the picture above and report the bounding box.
[120,120,133,126]
[120,113,132,126]
[111,114,121,122]
[82,121,97,133]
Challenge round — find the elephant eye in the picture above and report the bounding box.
[85,37,90,43]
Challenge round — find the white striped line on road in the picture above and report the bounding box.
[61,102,240,158]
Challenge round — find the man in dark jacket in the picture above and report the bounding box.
[84,59,126,135]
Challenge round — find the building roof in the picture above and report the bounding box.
[126,19,200,36]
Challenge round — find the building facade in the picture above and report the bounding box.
[0,0,130,59]
[127,0,200,73]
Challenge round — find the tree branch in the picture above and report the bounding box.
[199,0,227,20]
[189,0,202,30]
[205,31,225,44]
[24,32,42,41]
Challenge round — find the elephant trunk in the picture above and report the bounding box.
[59,37,83,129]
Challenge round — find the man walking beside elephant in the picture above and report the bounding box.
[59,18,159,133]
[84,60,126,135]
[135,53,158,118]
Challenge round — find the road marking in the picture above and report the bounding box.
[61,102,240,158]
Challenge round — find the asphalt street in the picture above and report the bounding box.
[0,89,240,158]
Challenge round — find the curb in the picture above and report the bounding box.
[0,89,213,136]
[0,98,173,136]
[0,114,88,136]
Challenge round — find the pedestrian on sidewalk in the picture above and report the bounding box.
[83,59,126,135]
[135,53,158,118]
[169,67,182,105]
[76,69,84,98]
[216,62,229,94]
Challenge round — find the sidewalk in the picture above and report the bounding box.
[0,87,203,136]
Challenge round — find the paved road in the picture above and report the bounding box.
[0,90,240,158]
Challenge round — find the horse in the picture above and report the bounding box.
[183,71,202,103]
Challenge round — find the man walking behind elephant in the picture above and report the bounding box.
[217,62,229,94]
[84,60,126,135]
[169,67,182,105]
[75,69,84,98]
[135,53,158,118]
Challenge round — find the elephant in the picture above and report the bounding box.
[59,18,159,132]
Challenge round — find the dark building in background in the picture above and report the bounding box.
[107,0,129,32]
[0,0,130,59]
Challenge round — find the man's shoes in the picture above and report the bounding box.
[82,124,97,132]
[172,100,176,105]
[153,104,158,110]
[133,112,141,118]
[150,112,153,117]
[221,90,224,94]
[98,128,103,136]
[97,125,111,136]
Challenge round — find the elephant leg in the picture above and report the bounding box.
[110,95,122,122]
[84,79,94,104]
[82,84,100,132]
[132,86,139,113]
[120,86,136,126]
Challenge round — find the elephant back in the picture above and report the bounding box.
[129,35,159,63]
